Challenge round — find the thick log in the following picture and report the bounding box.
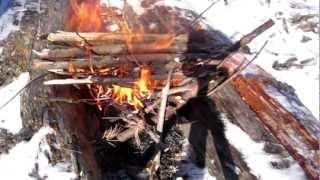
[32,53,221,70]
[220,53,320,179]
[47,32,188,46]
[43,73,186,86]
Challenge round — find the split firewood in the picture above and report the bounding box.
[32,53,221,70]
[43,73,186,86]
[46,32,188,46]
[33,43,187,59]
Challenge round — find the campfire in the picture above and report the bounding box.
[31,0,277,178]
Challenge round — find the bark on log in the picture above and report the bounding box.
[32,53,221,70]
[47,32,188,46]
[33,43,187,59]
[220,53,320,180]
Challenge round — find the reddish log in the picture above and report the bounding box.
[219,53,320,180]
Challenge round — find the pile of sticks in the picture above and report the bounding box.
[33,30,222,140]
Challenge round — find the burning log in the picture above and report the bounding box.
[46,32,188,46]
[32,53,221,70]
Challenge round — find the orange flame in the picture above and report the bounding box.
[67,0,103,31]
[112,85,143,109]
[65,1,180,110]
[112,65,152,109]
[135,66,152,96]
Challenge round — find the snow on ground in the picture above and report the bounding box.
[162,0,319,119]
[0,72,29,133]
[223,115,307,180]
[0,127,76,180]
[0,0,26,40]
[0,73,77,179]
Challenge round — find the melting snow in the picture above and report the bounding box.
[0,72,29,133]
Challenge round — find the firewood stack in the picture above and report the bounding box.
[32,31,224,146]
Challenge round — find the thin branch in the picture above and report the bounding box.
[0,73,50,111]
[152,67,174,172]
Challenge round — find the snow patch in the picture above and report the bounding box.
[0,127,76,180]
[223,116,307,180]
[0,72,29,133]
